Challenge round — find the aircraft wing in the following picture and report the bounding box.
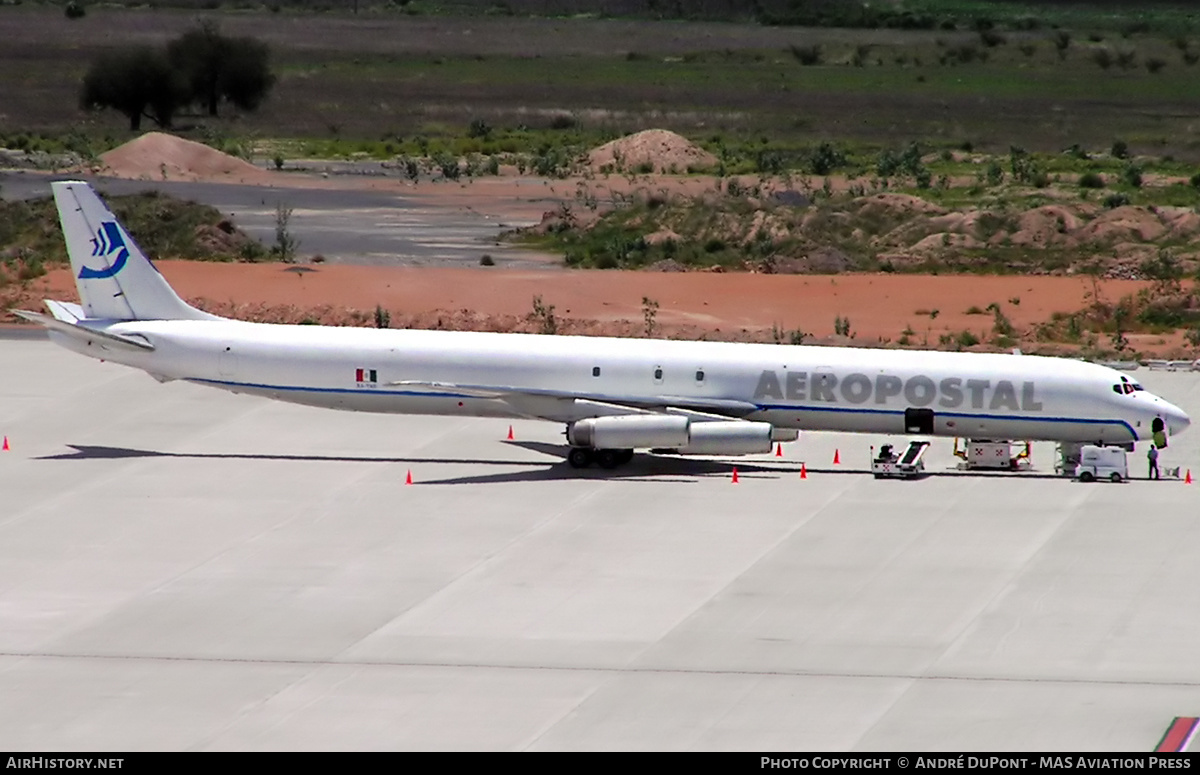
[390,379,760,423]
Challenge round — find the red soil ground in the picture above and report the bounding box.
[14,262,1178,354]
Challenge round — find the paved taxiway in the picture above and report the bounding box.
[0,171,553,268]
[1,338,1199,751]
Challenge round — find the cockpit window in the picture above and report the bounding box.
[1113,382,1145,395]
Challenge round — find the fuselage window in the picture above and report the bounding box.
[1124,383,1135,394]
[654,367,663,381]
[696,369,705,382]
[592,366,601,377]
[1113,385,1122,394]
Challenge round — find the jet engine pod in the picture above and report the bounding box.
[672,421,775,455]
[568,414,690,449]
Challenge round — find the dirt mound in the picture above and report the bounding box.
[1156,206,1200,239]
[587,129,718,174]
[99,132,268,183]
[1010,205,1083,247]
[1077,205,1167,244]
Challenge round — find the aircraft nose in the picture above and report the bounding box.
[1167,403,1191,436]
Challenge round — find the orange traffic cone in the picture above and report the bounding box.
[833,448,840,464]
[731,467,739,484]
[1186,469,1192,485]
[507,425,514,440]
[405,469,413,485]
[1,436,7,451]
[800,463,807,479]
[775,443,783,457]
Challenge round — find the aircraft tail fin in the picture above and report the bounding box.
[51,181,220,322]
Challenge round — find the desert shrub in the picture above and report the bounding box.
[979,30,1006,48]
[789,44,821,65]
[1111,139,1130,159]
[941,42,983,64]
[985,161,1004,186]
[1009,146,1047,186]
[1190,172,1200,188]
[1123,164,1144,188]
[809,141,846,175]
[1146,57,1167,73]
[1103,192,1130,209]
[1079,171,1105,188]
[64,1,85,19]
[468,118,492,139]
[433,150,460,180]
[754,149,785,174]
[1092,48,1114,69]
[1053,30,1071,58]
[1121,21,1150,38]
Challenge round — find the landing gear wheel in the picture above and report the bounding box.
[596,449,621,469]
[567,448,593,469]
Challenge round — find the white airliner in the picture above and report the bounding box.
[16,181,1191,469]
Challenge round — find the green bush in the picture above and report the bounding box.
[1079,171,1105,188]
[789,45,821,65]
[956,330,980,348]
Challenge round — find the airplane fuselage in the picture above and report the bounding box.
[55,318,1188,445]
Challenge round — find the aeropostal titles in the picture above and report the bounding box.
[753,370,1044,411]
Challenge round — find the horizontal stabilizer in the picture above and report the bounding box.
[44,299,86,323]
[13,310,154,352]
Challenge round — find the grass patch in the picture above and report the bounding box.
[0,190,267,272]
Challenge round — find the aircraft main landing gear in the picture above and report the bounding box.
[567,448,634,469]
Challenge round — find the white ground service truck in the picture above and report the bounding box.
[1075,445,1128,483]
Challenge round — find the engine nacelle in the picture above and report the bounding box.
[671,421,775,455]
[771,428,800,442]
[568,414,690,449]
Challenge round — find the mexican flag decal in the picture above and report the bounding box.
[356,368,377,384]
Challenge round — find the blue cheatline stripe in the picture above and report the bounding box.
[190,377,1137,439]
[191,377,473,400]
[758,402,1137,440]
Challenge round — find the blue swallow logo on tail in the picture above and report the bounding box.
[79,222,129,279]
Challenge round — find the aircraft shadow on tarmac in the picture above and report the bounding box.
[38,443,1078,484]
[38,442,810,485]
